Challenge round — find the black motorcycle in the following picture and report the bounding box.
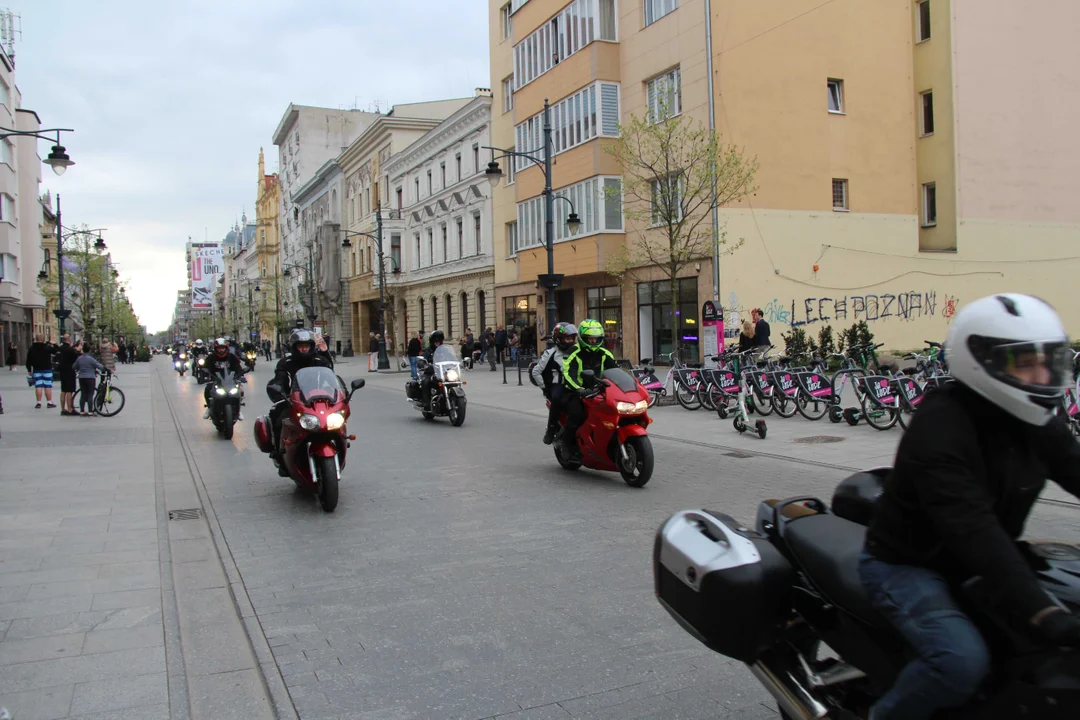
[173,351,189,377]
[242,349,257,373]
[654,469,1080,719]
[193,355,213,384]
[405,345,466,426]
[208,370,244,440]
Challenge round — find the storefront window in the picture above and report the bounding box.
[587,285,622,358]
[504,294,538,355]
[637,277,698,363]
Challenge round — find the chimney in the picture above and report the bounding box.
[475,87,493,98]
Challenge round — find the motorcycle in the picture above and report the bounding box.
[653,469,1080,719]
[405,344,466,426]
[243,350,258,373]
[253,367,364,513]
[193,356,213,384]
[208,369,243,440]
[550,368,655,487]
[173,352,189,377]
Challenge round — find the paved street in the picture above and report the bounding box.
[1,358,1078,719]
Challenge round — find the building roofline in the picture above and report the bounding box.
[15,108,42,123]
[338,115,442,172]
[291,158,341,204]
[272,104,300,146]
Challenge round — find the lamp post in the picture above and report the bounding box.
[340,207,389,370]
[483,100,581,338]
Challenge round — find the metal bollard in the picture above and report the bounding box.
[502,355,507,385]
[517,358,522,386]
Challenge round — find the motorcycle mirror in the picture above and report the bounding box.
[350,379,365,390]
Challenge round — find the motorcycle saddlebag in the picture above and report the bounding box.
[253,416,274,453]
[654,509,794,663]
[405,380,422,400]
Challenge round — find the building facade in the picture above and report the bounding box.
[490,0,1080,358]
[254,148,281,342]
[383,93,496,353]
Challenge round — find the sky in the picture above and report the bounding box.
[16,1,490,332]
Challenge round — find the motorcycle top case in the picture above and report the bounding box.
[405,380,421,400]
[654,509,794,663]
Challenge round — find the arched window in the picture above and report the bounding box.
[331,189,338,221]
[444,293,452,333]
[460,292,469,333]
[477,290,487,331]
[418,297,425,332]
[431,295,439,331]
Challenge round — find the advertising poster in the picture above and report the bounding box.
[701,300,724,359]
[190,244,223,310]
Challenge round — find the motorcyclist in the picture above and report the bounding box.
[266,329,333,455]
[859,294,1080,720]
[531,322,578,445]
[560,319,616,458]
[191,339,207,358]
[202,338,246,420]
[419,331,444,412]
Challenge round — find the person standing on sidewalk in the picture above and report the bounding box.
[485,327,497,371]
[368,332,379,372]
[495,324,507,365]
[509,329,520,364]
[407,330,423,380]
[58,335,80,416]
[73,344,104,416]
[752,309,771,348]
[26,334,57,410]
[99,338,118,374]
[6,340,16,371]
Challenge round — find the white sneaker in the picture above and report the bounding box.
[238,412,244,421]
[203,408,210,419]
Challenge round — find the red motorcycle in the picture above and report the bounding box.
[550,368,655,487]
[253,367,365,512]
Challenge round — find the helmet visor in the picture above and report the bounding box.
[975,338,1071,397]
[581,333,604,349]
[557,332,577,348]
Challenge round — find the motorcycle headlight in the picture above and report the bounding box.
[198,358,205,366]
[299,414,321,431]
[325,412,345,430]
[215,387,226,396]
[616,400,649,415]
[179,353,187,360]
[445,369,460,382]
[228,387,239,395]
[174,361,180,368]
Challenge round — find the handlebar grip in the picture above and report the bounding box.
[873,343,885,350]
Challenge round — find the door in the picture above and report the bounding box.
[556,289,574,324]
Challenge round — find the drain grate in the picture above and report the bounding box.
[168,508,204,521]
[724,451,754,459]
[793,435,846,444]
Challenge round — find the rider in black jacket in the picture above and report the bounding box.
[202,338,245,419]
[266,329,333,452]
[419,331,444,411]
[860,294,1080,720]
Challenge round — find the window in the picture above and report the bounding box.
[507,221,519,256]
[472,144,480,174]
[445,295,452,333]
[440,162,446,188]
[638,278,699,363]
[0,80,9,109]
[427,229,433,266]
[504,295,536,336]
[516,176,623,251]
[644,0,678,27]
[478,289,487,330]
[455,218,464,257]
[651,175,683,226]
[455,154,462,181]
[432,296,439,328]
[502,76,515,113]
[0,193,13,223]
[513,0,611,90]
[646,69,681,123]
[390,234,401,272]
[396,187,403,211]
[427,170,432,195]
[921,91,934,135]
[587,286,623,357]
[828,79,844,114]
[0,140,11,166]
[419,298,425,332]
[922,183,937,227]
[506,146,516,185]
[0,253,16,282]
[414,233,421,269]
[460,293,469,334]
[474,213,482,254]
[832,179,849,211]
[414,178,420,202]
[917,0,931,42]
[515,83,619,171]
[501,3,513,40]
[441,224,448,263]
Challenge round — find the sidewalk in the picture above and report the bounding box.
[0,364,280,719]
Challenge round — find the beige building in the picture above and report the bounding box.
[490,0,1080,359]
[254,148,281,343]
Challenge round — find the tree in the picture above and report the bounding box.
[604,98,757,358]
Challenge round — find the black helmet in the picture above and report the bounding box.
[289,329,316,360]
[552,322,578,353]
[429,330,445,346]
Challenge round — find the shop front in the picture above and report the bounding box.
[636,277,700,364]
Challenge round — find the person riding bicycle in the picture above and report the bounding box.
[531,322,578,445]
[202,338,245,420]
[859,294,1080,720]
[266,329,333,454]
[419,331,445,412]
[560,319,616,459]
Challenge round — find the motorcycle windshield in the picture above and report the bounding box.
[433,345,462,381]
[602,368,639,393]
[293,367,343,406]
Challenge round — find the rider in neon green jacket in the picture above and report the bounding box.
[559,319,616,456]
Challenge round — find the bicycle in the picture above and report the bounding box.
[72,369,126,417]
[638,352,704,410]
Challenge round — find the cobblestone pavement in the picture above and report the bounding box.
[2,358,1077,719]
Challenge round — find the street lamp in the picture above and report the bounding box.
[0,126,75,176]
[483,99,581,337]
[340,209,390,370]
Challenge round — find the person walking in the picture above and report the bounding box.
[116,338,128,365]
[127,341,137,364]
[495,324,508,365]
[26,334,57,410]
[486,327,497,371]
[6,340,16,371]
[263,339,272,362]
[73,344,104,417]
[509,329,520,363]
[58,334,80,416]
[462,328,475,370]
[407,330,423,380]
[368,332,379,372]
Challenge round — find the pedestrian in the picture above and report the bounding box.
[509,329,520,363]
[462,327,475,370]
[5,340,16,371]
[368,332,379,372]
[751,309,771,348]
[99,338,118,374]
[26,334,57,409]
[116,338,128,365]
[738,319,756,352]
[495,324,507,365]
[58,334,80,416]
[73,344,104,417]
[263,339,272,362]
[407,330,423,380]
[127,341,137,364]
[486,327,497,371]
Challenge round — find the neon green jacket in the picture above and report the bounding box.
[562,345,616,390]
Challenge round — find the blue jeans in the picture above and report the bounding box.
[858,551,990,720]
[409,356,418,380]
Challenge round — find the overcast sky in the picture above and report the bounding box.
[18,1,490,332]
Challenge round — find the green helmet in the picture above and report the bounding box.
[578,319,605,351]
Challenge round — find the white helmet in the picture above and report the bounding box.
[195,339,205,347]
[946,293,1071,426]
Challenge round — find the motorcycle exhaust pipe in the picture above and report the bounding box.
[749,648,829,720]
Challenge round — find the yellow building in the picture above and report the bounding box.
[490,0,1080,358]
[36,192,58,341]
[255,148,281,342]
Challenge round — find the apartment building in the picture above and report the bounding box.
[490,0,1080,357]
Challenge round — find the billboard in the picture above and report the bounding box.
[190,244,223,310]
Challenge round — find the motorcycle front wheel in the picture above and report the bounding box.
[317,456,338,512]
[619,436,654,488]
[221,405,234,440]
[448,395,466,427]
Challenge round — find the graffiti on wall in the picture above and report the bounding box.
[943,294,959,322]
[756,290,950,328]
